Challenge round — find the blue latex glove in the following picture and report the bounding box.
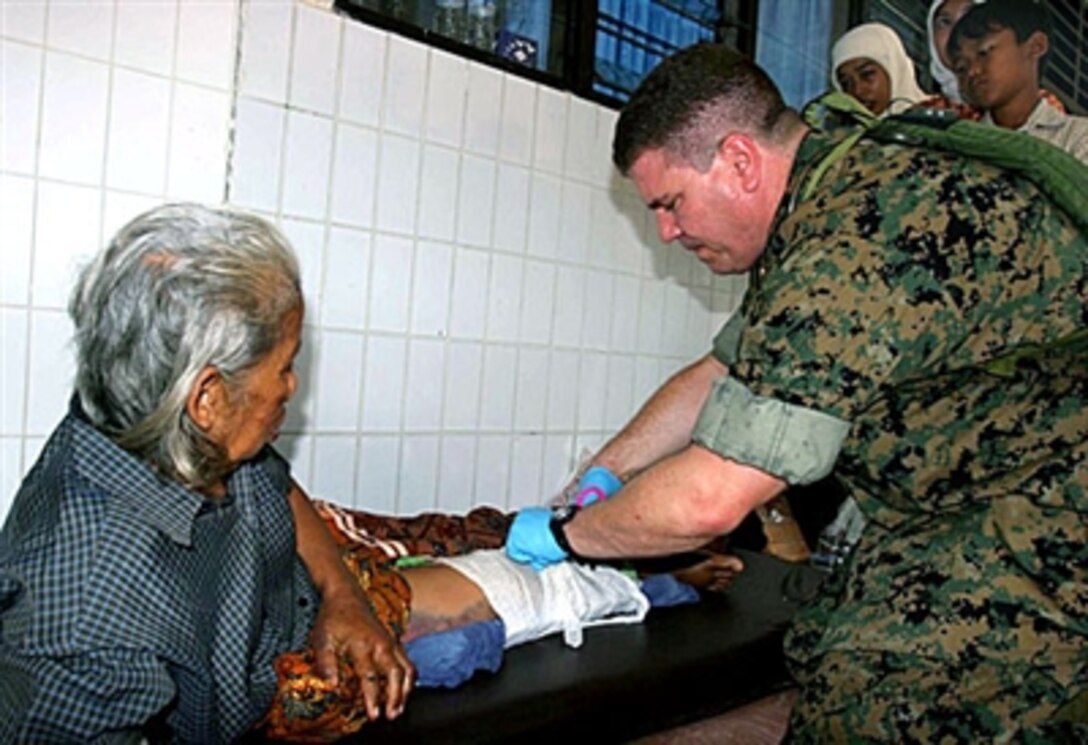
[505,507,567,570]
[573,466,623,507]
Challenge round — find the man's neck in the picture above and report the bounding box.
[771,124,812,196]
[990,87,1041,130]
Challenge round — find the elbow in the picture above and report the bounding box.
[678,446,780,538]
[683,474,751,538]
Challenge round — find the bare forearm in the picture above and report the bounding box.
[564,446,786,559]
[288,482,415,719]
[594,353,727,480]
[288,482,358,600]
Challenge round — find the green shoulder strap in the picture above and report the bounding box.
[800,92,1088,236]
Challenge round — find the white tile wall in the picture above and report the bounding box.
[437,434,476,512]
[24,310,74,436]
[0,309,29,436]
[449,246,489,339]
[409,240,453,336]
[46,0,113,61]
[375,133,420,234]
[290,4,340,116]
[2,40,42,175]
[443,341,483,430]
[526,172,560,259]
[0,0,742,525]
[338,21,385,128]
[321,226,371,328]
[403,338,445,430]
[166,83,231,202]
[463,63,501,156]
[382,37,428,138]
[330,122,378,227]
[479,345,517,431]
[39,52,109,185]
[0,438,21,518]
[114,0,177,77]
[106,69,172,194]
[0,174,34,304]
[416,144,459,241]
[492,163,529,252]
[32,181,101,308]
[474,434,511,507]
[400,434,440,512]
[357,435,399,512]
[455,154,494,248]
[282,110,333,220]
[313,330,365,431]
[312,434,358,503]
[509,434,543,509]
[175,2,236,90]
[424,49,467,148]
[361,335,406,431]
[1,1,47,43]
[238,0,291,101]
[368,233,413,333]
[499,74,534,165]
[231,96,286,211]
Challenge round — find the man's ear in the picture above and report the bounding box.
[1025,30,1049,62]
[187,366,224,432]
[716,133,762,194]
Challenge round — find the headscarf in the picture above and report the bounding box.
[927,0,985,104]
[831,22,928,116]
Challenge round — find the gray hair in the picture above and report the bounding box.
[69,203,302,490]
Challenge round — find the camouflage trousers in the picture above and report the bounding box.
[787,649,1087,743]
[785,496,1087,743]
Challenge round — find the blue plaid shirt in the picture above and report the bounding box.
[0,399,318,743]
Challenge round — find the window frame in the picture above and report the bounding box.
[332,1,758,109]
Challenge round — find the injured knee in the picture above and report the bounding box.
[400,563,497,642]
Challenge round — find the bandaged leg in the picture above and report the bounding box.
[435,549,650,648]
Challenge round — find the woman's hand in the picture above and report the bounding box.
[288,481,415,721]
[309,584,415,720]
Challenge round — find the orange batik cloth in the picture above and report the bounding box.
[261,500,512,741]
[262,512,413,742]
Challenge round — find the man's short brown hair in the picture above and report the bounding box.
[613,42,795,175]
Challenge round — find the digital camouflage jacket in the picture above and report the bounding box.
[694,123,1087,741]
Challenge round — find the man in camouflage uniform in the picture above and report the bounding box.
[504,42,1086,740]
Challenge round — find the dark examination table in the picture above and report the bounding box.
[355,549,821,744]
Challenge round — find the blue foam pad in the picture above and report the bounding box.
[405,619,506,689]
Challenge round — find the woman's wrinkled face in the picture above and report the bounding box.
[207,306,302,466]
[933,0,975,70]
[836,57,893,115]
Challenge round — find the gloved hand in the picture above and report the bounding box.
[573,466,623,507]
[505,507,567,570]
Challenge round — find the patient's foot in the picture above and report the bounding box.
[399,563,497,642]
[758,495,812,564]
[671,552,745,594]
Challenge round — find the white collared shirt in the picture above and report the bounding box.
[984,98,1088,165]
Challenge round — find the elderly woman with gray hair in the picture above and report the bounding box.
[0,204,416,741]
[1,204,687,742]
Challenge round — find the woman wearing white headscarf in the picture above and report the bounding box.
[831,22,928,116]
[927,0,981,104]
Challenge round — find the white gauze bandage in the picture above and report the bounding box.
[435,549,650,649]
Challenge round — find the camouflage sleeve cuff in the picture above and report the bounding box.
[711,311,745,366]
[692,376,850,485]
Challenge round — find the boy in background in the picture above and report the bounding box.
[949,0,1088,163]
